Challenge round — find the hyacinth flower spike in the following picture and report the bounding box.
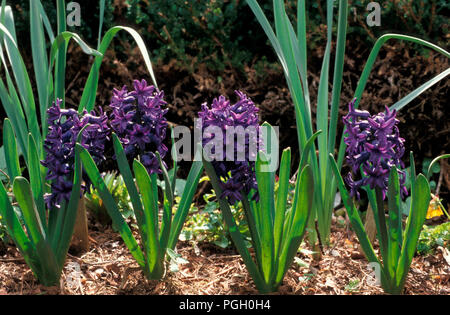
[79,79,203,280]
[201,91,317,293]
[0,97,111,286]
[329,99,431,294]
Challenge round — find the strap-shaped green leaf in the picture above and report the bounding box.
[374,186,389,269]
[167,159,203,250]
[316,0,333,198]
[0,78,28,159]
[261,122,278,223]
[12,175,59,284]
[79,26,158,112]
[55,140,83,266]
[272,0,311,151]
[156,152,172,251]
[37,0,54,42]
[55,0,66,104]
[0,180,38,272]
[255,150,275,283]
[13,177,46,244]
[78,144,145,268]
[3,118,21,179]
[170,126,178,196]
[426,154,450,181]
[387,166,402,279]
[112,133,147,243]
[328,0,348,153]
[30,0,49,133]
[299,130,322,171]
[391,68,450,113]
[97,0,106,49]
[241,195,262,270]
[276,164,313,285]
[409,151,416,194]
[296,0,310,111]
[0,16,40,149]
[27,133,46,231]
[157,151,173,208]
[273,148,291,259]
[396,174,430,291]
[133,159,162,275]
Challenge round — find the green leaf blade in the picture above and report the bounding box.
[396,174,430,292]
[3,118,21,179]
[387,166,402,279]
[27,133,46,231]
[255,150,276,284]
[133,159,162,275]
[168,160,203,250]
[274,148,291,259]
[276,164,313,286]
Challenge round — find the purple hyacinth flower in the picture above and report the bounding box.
[199,91,262,205]
[41,99,110,209]
[109,79,168,174]
[343,99,407,200]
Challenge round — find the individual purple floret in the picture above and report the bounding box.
[199,91,262,205]
[41,99,110,208]
[109,79,168,174]
[343,98,408,200]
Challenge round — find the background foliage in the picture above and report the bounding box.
[11,0,449,72]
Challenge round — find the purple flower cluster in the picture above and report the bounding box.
[42,99,110,208]
[343,99,407,200]
[199,91,262,204]
[109,79,168,174]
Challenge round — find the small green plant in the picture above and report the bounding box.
[423,158,441,191]
[85,172,134,225]
[417,222,450,256]
[345,279,360,293]
[181,187,250,249]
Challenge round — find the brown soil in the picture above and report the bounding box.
[0,221,448,295]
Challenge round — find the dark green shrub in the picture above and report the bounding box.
[11,0,114,48]
[11,1,448,71]
[124,0,274,71]
[123,0,448,72]
[347,0,448,49]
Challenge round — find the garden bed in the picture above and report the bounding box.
[1,223,448,295]
[1,1,449,297]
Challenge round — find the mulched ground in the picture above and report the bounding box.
[1,221,448,295]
